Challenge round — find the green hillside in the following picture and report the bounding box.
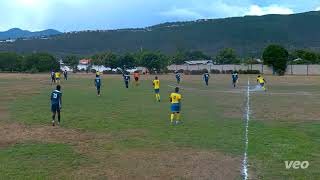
[1,11,320,57]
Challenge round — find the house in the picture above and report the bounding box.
[184,60,214,65]
[78,59,92,71]
[79,59,92,65]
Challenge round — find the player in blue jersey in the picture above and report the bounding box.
[123,72,131,88]
[94,74,102,96]
[203,71,210,86]
[50,85,62,126]
[63,70,68,80]
[231,71,239,88]
[175,71,181,84]
[51,70,56,84]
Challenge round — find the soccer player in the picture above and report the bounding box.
[63,70,68,80]
[94,74,102,96]
[123,72,131,88]
[175,71,181,84]
[133,71,140,86]
[203,71,210,86]
[51,70,56,84]
[96,71,101,76]
[170,87,182,125]
[50,85,62,126]
[153,76,161,102]
[55,71,61,84]
[257,75,267,91]
[232,71,239,88]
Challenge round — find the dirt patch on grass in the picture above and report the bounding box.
[72,148,241,180]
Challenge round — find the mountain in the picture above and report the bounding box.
[1,11,320,57]
[0,28,62,40]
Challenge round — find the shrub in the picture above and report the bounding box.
[210,69,221,74]
[238,70,260,74]
[177,69,184,73]
[184,70,191,75]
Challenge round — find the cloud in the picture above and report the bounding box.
[246,4,294,16]
[316,7,320,11]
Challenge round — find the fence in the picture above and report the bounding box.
[167,64,320,75]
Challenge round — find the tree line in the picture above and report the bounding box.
[0,52,59,73]
[1,46,320,75]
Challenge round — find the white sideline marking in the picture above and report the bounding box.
[242,79,250,180]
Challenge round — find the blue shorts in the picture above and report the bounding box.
[51,104,61,113]
[171,103,180,113]
[154,89,160,93]
[96,86,101,90]
[260,83,265,87]
[56,78,60,81]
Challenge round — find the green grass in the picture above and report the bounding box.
[0,143,86,180]
[10,77,245,154]
[2,74,320,179]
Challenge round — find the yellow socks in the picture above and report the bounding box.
[176,113,180,121]
[170,114,175,123]
[155,94,161,101]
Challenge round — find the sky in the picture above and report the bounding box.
[0,0,320,32]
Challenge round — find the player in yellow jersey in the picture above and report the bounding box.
[55,71,61,84]
[170,87,182,125]
[96,71,102,76]
[257,75,267,91]
[152,76,161,102]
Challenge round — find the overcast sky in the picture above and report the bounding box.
[0,0,320,32]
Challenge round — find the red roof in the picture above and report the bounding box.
[79,59,92,65]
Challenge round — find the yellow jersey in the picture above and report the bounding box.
[55,72,61,78]
[170,93,181,104]
[257,77,265,84]
[153,80,160,89]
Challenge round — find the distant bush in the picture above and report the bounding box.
[91,69,96,73]
[184,70,191,75]
[238,70,260,74]
[210,69,221,74]
[177,69,184,73]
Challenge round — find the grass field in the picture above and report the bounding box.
[0,73,319,179]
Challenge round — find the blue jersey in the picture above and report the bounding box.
[95,77,101,87]
[51,90,62,106]
[203,73,210,80]
[123,75,130,82]
[176,74,181,79]
[232,73,238,81]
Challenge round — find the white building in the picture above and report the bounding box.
[185,60,214,65]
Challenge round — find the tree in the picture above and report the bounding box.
[0,52,22,72]
[118,53,136,70]
[23,53,59,72]
[102,52,118,69]
[139,51,169,72]
[63,55,79,72]
[263,45,289,75]
[216,48,238,64]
